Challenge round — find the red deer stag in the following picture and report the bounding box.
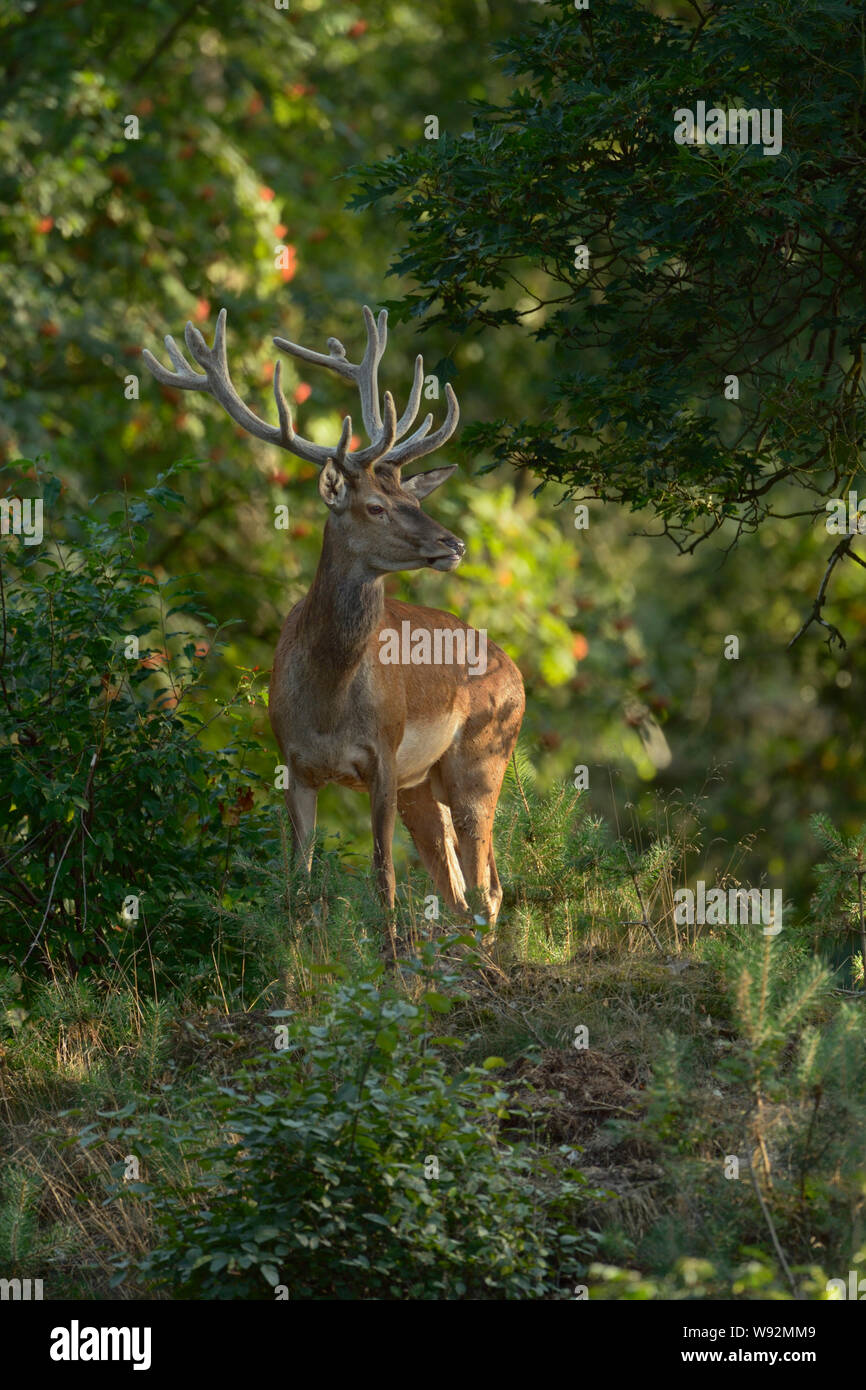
[142,305,524,925]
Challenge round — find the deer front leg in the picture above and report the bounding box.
[370,759,397,910]
[284,777,318,874]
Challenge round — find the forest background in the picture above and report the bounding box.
[3,0,863,929]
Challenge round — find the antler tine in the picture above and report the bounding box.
[141,334,207,389]
[272,359,292,447]
[378,383,460,470]
[274,303,386,444]
[273,354,356,469]
[273,305,459,470]
[392,353,424,442]
[271,331,355,380]
[143,308,338,469]
[350,391,398,469]
[273,355,349,469]
[354,305,383,439]
[332,414,354,470]
[144,305,460,477]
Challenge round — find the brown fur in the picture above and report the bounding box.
[268,465,525,921]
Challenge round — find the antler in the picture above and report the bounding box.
[141,308,355,469]
[142,305,459,476]
[273,305,459,471]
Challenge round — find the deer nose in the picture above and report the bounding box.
[445,536,465,557]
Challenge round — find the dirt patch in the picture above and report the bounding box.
[504,1047,664,1235]
[168,1008,275,1077]
[504,1047,645,1147]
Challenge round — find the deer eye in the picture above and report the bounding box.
[366,504,386,517]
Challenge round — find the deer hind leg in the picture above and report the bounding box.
[487,846,503,922]
[397,778,469,915]
[447,787,500,922]
[438,735,519,925]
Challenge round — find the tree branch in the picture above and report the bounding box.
[788,535,857,650]
[129,0,202,86]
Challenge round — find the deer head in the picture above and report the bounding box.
[141,305,464,576]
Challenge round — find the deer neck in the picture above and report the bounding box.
[299,521,385,683]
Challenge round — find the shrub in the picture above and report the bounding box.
[0,465,270,977]
[107,943,598,1299]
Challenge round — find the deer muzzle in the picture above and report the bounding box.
[426,535,465,571]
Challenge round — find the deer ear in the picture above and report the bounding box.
[401,464,458,501]
[318,459,350,512]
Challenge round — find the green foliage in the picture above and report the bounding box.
[586,1253,836,1301]
[0,0,562,803]
[790,1003,866,1210]
[0,0,526,475]
[0,466,271,976]
[643,1031,695,1152]
[0,784,861,1302]
[107,944,597,1300]
[0,1164,72,1275]
[354,0,866,546]
[810,812,866,983]
[725,935,830,1100]
[642,931,866,1288]
[2,1,865,1305]
[3,0,865,900]
[497,772,705,955]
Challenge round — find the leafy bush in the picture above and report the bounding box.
[0,465,270,977]
[108,943,598,1299]
[585,1254,841,1301]
[810,813,866,986]
[641,932,866,1288]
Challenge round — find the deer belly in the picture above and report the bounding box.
[396,714,459,788]
[288,734,372,790]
